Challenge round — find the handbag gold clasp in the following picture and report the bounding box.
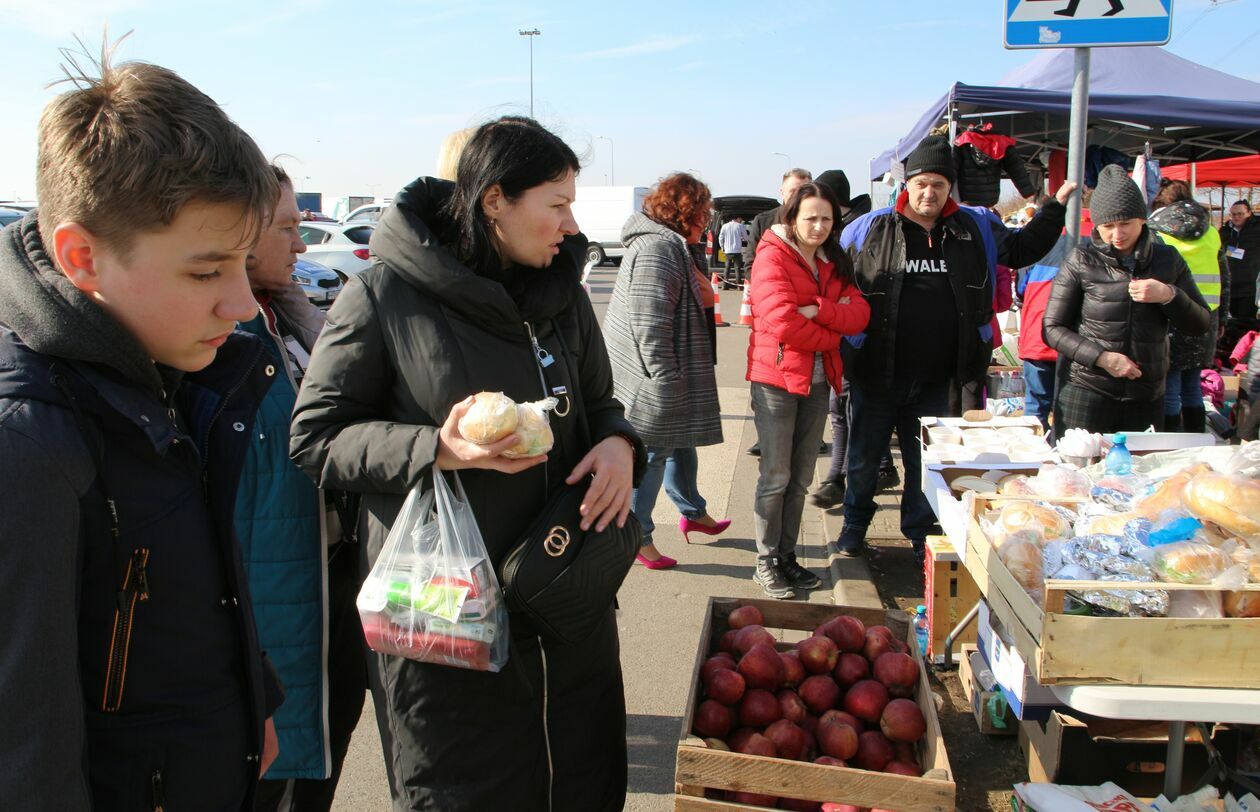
[543,526,571,557]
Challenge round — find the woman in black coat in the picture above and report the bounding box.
[289,116,643,811]
[1043,165,1210,436]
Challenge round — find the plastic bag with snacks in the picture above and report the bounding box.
[1031,464,1091,499]
[1151,541,1233,585]
[998,530,1046,605]
[994,501,1072,540]
[458,391,519,444]
[357,468,510,672]
[503,397,558,459]
[1134,464,1210,520]
[1224,443,1260,480]
[1181,470,1260,540]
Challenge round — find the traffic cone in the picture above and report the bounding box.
[739,283,754,327]
[711,273,727,327]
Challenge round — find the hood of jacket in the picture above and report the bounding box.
[0,214,166,398]
[841,195,872,228]
[369,176,586,335]
[1149,200,1210,241]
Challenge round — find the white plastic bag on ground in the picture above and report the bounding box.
[1013,782,1152,811]
[356,467,510,672]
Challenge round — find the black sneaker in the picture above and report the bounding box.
[819,442,831,456]
[747,442,761,457]
[875,466,901,493]
[835,525,866,557]
[781,556,821,590]
[810,477,845,509]
[753,557,795,599]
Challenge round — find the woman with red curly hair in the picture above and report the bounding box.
[603,173,728,569]
[747,183,870,598]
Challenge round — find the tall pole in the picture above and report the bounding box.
[1065,47,1091,245]
[519,29,541,117]
[596,135,614,184]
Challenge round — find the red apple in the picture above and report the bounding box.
[893,740,918,766]
[736,732,778,758]
[820,709,864,733]
[739,688,783,728]
[728,728,757,752]
[843,680,890,724]
[719,629,740,655]
[705,667,747,706]
[731,790,779,806]
[740,642,787,691]
[797,636,840,675]
[873,652,920,699]
[778,689,808,723]
[816,718,859,760]
[822,615,866,652]
[735,624,776,656]
[765,719,811,761]
[693,699,732,739]
[798,675,841,714]
[701,654,737,685]
[814,755,847,767]
[863,627,896,663]
[834,652,871,688]
[728,605,765,629]
[854,730,895,771]
[780,798,822,812]
[780,650,807,688]
[884,760,922,776]
[879,698,926,743]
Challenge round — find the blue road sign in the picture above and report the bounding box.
[1005,0,1173,49]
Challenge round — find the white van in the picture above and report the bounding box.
[571,185,648,266]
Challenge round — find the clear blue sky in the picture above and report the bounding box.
[1,0,1256,204]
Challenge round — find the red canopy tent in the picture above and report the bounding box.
[1162,155,1260,187]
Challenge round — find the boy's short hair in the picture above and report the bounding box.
[36,37,276,256]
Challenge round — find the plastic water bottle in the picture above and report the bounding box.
[1104,433,1133,476]
[913,605,930,659]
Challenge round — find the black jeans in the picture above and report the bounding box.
[842,378,949,541]
[255,541,369,811]
[826,388,894,482]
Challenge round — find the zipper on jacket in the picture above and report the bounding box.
[776,342,784,367]
[523,322,553,495]
[151,769,165,812]
[539,636,554,812]
[101,547,150,712]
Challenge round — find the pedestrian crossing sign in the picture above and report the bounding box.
[1005,0,1173,49]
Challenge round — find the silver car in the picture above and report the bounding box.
[291,258,343,307]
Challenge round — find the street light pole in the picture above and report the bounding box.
[519,29,541,117]
[596,135,614,185]
[772,151,791,171]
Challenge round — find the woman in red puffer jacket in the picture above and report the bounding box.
[745,182,870,599]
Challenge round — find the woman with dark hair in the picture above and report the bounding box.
[603,173,727,569]
[1149,178,1228,432]
[289,115,643,811]
[746,182,869,599]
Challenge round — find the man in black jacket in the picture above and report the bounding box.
[1222,200,1260,355]
[834,136,1073,563]
[1044,165,1210,435]
[742,167,813,269]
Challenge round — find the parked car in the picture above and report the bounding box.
[342,204,384,224]
[571,185,649,266]
[291,257,343,307]
[297,222,375,279]
[708,195,778,288]
[0,207,24,228]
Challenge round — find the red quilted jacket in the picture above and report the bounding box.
[745,227,870,396]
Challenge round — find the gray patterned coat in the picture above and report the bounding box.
[602,213,723,449]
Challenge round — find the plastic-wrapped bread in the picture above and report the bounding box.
[1134,464,1210,520]
[458,392,518,444]
[996,502,1070,540]
[502,398,558,459]
[1224,591,1260,618]
[998,531,1045,605]
[1181,470,1260,539]
[1151,541,1232,585]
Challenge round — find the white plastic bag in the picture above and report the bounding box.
[356,467,510,672]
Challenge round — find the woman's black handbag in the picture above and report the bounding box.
[497,318,641,644]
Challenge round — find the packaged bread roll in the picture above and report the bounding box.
[1181,470,1260,539]
[1135,464,1210,520]
[458,392,518,444]
[998,532,1045,605]
[1152,541,1232,585]
[502,398,557,459]
[996,502,1070,540]
[1224,591,1260,618]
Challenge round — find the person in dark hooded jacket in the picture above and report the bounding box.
[1149,180,1228,433]
[1044,165,1211,436]
[289,116,643,812]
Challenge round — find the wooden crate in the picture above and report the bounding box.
[675,597,955,812]
[964,495,1260,689]
[924,537,980,664]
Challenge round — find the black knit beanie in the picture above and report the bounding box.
[814,170,852,207]
[904,136,956,185]
[1090,164,1147,224]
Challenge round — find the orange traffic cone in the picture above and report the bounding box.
[711,273,728,327]
[739,283,754,327]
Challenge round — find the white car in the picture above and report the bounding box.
[341,204,384,224]
[291,258,343,307]
[298,222,375,279]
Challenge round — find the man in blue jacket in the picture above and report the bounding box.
[0,47,282,809]
[836,136,1073,565]
[238,167,367,810]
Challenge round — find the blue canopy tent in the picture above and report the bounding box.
[870,47,1260,184]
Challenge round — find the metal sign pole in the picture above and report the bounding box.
[1065,47,1091,245]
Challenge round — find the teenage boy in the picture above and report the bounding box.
[0,48,283,809]
[240,166,367,811]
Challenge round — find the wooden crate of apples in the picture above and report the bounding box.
[675,598,954,812]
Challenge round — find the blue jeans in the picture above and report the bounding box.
[1023,360,1056,431]
[1165,367,1203,414]
[842,378,949,541]
[632,446,707,547]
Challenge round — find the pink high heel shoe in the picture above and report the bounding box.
[636,553,677,570]
[679,516,732,544]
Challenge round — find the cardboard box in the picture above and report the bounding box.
[1019,711,1238,799]
[976,601,1060,720]
[924,537,981,665]
[958,645,1017,736]
[675,598,955,812]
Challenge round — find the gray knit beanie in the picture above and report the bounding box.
[1090,164,1147,224]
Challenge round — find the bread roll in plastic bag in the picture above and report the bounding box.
[1181,470,1260,539]
[1030,464,1090,498]
[459,392,518,444]
[1224,590,1260,617]
[502,397,558,459]
[998,531,1045,605]
[1135,464,1210,520]
[1151,541,1232,584]
[996,502,1070,540]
